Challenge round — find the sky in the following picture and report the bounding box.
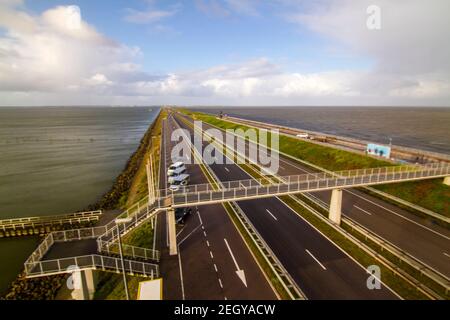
[0,0,449,106]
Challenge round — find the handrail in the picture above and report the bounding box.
[0,210,102,225]
[98,239,160,262]
[25,254,159,278]
[154,163,450,198]
[161,163,450,207]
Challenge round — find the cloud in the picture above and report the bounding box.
[124,8,178,24]
[289,0,450,75]
[195,0,230,18]
[224,0,260,16]
[195,0,260,18]
[0,4,141,94]
[1,2,449,106]
[124,1,180,24]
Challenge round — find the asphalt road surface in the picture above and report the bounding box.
[173,112,399,300]
[156,114,276,300]
[189,114,450,279]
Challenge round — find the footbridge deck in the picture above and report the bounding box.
[135,163,450,211]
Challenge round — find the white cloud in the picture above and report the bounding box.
[124,8,177,24]
[285,0,450,102]
[195,0,260,18]
[0,4,141,94]
[124,1,180,24]
[1,2,449,106]
[86,74,113,87]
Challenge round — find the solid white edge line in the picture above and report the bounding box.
[305,249,327,270]
[265,209,278,221]
[177,247,185,300]
[346,189,450,240]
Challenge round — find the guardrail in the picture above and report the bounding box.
[25,254,159,279]
[189,114,448,299]
[303,192,449,297]
[0,210,102,231]
[204,115,450,225]
[173,114,305,300]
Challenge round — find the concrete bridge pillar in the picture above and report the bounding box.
[443,176,450,186]
[329,189,343,225]
[167,208,178,255]
[71,269,98,300]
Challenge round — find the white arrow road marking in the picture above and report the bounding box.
[444,252,450,258]
[305,249,327,270]
[224,167,230,173]
[224,238,247,287]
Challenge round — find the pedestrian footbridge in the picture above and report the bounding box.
[143,163,450,211]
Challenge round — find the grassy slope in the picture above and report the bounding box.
[191,112,393,171]
[185,109,449,216]
[374,179,450,217]
[94,110,165,300]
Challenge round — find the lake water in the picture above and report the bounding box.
[193,107,450,154]
[0,106,159,295]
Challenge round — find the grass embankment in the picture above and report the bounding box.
[93,109,166,300]
[2,109,164,300]
[373,180,450,218]
[188,111,393,171]
[183,109,449,218]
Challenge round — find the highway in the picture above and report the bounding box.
[172,112,399,299]
[156,114,277,300]
[184,113,450,279]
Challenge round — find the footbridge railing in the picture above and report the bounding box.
[0,210,102,231]
[155,163,450,208]
[25,254,159,279]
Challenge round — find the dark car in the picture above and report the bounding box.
[175,207,192,224]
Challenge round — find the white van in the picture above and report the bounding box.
[168,167,187,184]
[169,174,190,192]
[167,161,186,176]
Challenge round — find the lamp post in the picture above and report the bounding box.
[115,217,133,300]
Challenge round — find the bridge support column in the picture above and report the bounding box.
[329,189,343,225]
[71,269,98,300]
[443,176,450,186]
[167,209,178,255]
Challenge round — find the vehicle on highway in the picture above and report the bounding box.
[175,207,192,224]
[167,161,186,176]
[169,173,190,192]
[296,133,310,139]
[168,167,187,184]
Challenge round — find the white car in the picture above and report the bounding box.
[167,161,186,176]
[169,174,190,192]
[296,133,309,139]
